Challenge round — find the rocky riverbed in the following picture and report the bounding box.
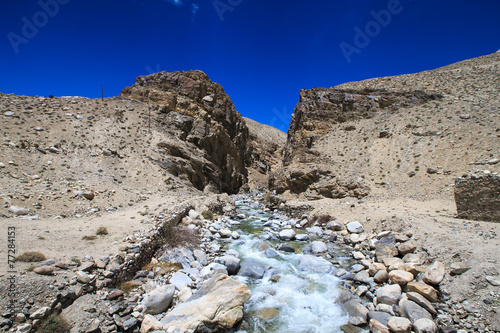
[1,194,499,333]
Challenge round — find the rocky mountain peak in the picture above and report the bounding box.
[120,70,251,194]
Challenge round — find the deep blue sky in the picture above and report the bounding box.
[1,0,499,131]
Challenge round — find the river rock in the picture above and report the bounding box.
[344,299,369,326]
[178,286,193,303]
[407,282,439,302]
[306,226,323,237]
[295,233,310,241]
[263,248,278,258]
[29,307,51,319]
[253,308,280,321]
[159,247,195,269]
[369,263,386,276]
[222,255,241,275]
[402,300,433,323]
[376,244,398,260]
[374,269,389,283]
[375,303,395,316]
[340,324,366,333]
[346,221,364,233]
[326,221,344,231]
[449,262,470,275]
[140,314,163,333]
[142,284,175,315]
[170,272,192,290]
[160,273,251,332]
[387,316,411,333]
[368,311,391,326]
[311,241,328,253]
[406,292,437,316]
[386,258,406,271]
[422,261,445,285]
[402,253,424,265]
[239,259,266,279]
[398,243,416,256]
[279,229,296,240]
[413,318,438,333]
[220,229,232,238]
[279,245,295,253]
[193,250,208,266]
[298,255,334,274]
[389,270,414,285]
[370,319,390,333]
[33,266,54,275]
[8,206,29,215]
[354,270,372,285]
[376,284,402,305]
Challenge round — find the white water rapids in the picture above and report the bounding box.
[225,199,350,333]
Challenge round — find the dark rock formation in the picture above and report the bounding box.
[120,70,250,194]
[455,175,500,222]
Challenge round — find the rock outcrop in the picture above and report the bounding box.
[455,174,500,222]
[283,88,442,162]
[120,70,250,194]
[271,87,442,199]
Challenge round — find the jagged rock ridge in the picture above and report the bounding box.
[120,70,251,194]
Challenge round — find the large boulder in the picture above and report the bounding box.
[142,284,176,315]
[160,273,251,332]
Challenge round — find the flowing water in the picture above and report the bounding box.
[224,198,350,333]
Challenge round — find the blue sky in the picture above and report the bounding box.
[1,0,499,131]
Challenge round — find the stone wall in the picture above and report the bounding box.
[111,204,193,284]
[454,175,500,222]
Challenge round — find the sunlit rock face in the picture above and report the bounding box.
[121,70,251,194]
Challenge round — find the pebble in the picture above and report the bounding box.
[485,276,500,286]
[33,266,54,276]
[389,270,414,285]
[8,206,29,216]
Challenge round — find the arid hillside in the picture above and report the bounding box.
[275,51,500,202]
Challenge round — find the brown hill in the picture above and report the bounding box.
[274,51,500,202]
